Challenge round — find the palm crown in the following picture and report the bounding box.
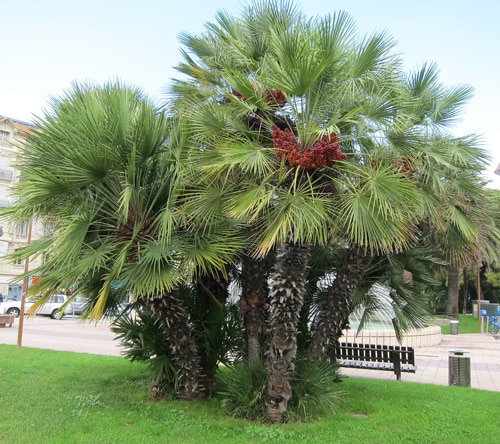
[171,3,487,257]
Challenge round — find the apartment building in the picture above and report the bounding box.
[0,116,44,300]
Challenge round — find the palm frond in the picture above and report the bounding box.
[333,164,420,252]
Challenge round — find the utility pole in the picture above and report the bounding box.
[16,217,32,348]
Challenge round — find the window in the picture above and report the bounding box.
[0,185,8,207]
[16,220,30,237]
[0,130,10,141]
[13,249,22,265]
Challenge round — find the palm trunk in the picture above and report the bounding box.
[195,271,230,397]
[445,265,459,319]
[264,241,309,424]
[462,266,468,315]
[149,294,206,400]
[239,254,270,362]
[307,246,369,362]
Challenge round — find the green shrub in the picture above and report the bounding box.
[288,359,344,422]
[112,297,243,399]
[111,303,178,398]
[216,357,267,420]
[216,357,344,422]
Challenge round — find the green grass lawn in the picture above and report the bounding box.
[1,344,498,443]
[438,313,482,334]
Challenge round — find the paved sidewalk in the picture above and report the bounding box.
[1,316,499,392]
[339,333,500,392]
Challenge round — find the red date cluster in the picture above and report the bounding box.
[371,156,417,177]
[271,125,347,169]
[263,89,287,108]
[232,88,287,108]
[395,157,417,176]
[231,89,246,101]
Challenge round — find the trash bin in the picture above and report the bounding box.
[448,350,471,387]
[450,320,459,335]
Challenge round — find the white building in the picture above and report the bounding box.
[0,116,44,299]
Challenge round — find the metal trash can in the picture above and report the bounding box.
[448,350,471,387]
[450,320,459,335]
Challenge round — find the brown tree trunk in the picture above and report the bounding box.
[307,246,369,362]
[462,266,468,315]
[239,254,270,362]
[445,264,459,319]
[264,241,309,424]
[149,294,206,400]
[194,271,230,397]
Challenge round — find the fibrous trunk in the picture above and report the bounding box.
[195,272,230,396]
[307,246,369,362]
[264,241,309,424]
[149,294,206,400]
[239,254,270,362]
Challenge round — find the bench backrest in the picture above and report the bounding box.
[336,342,415,365]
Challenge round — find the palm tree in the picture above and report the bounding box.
[169,1,435,422]
[437,184,500,319]
[307,61,495,352]
[396,63,497,319]
[4,82,243,400]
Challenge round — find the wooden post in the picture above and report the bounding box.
[16,217,32,348]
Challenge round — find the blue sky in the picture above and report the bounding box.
[2,0,499,187]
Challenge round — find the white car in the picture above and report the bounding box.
[1,294,72,319]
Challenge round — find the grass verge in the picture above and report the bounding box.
[0,344,497,443]
[438,314,481,334]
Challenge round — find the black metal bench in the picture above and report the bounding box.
[336,342,416,380]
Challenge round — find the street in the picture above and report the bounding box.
[0,315,122,356]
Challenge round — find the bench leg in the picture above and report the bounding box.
[391,353,401,381]
[393,354,401,380]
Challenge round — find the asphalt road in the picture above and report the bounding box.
[0,315,122,356]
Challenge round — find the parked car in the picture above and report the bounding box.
[0,294,72,319]
[68,296,88,315]
[66,296,130,318]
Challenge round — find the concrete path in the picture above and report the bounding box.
[1,316,499,392]
[334,333,500,392]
